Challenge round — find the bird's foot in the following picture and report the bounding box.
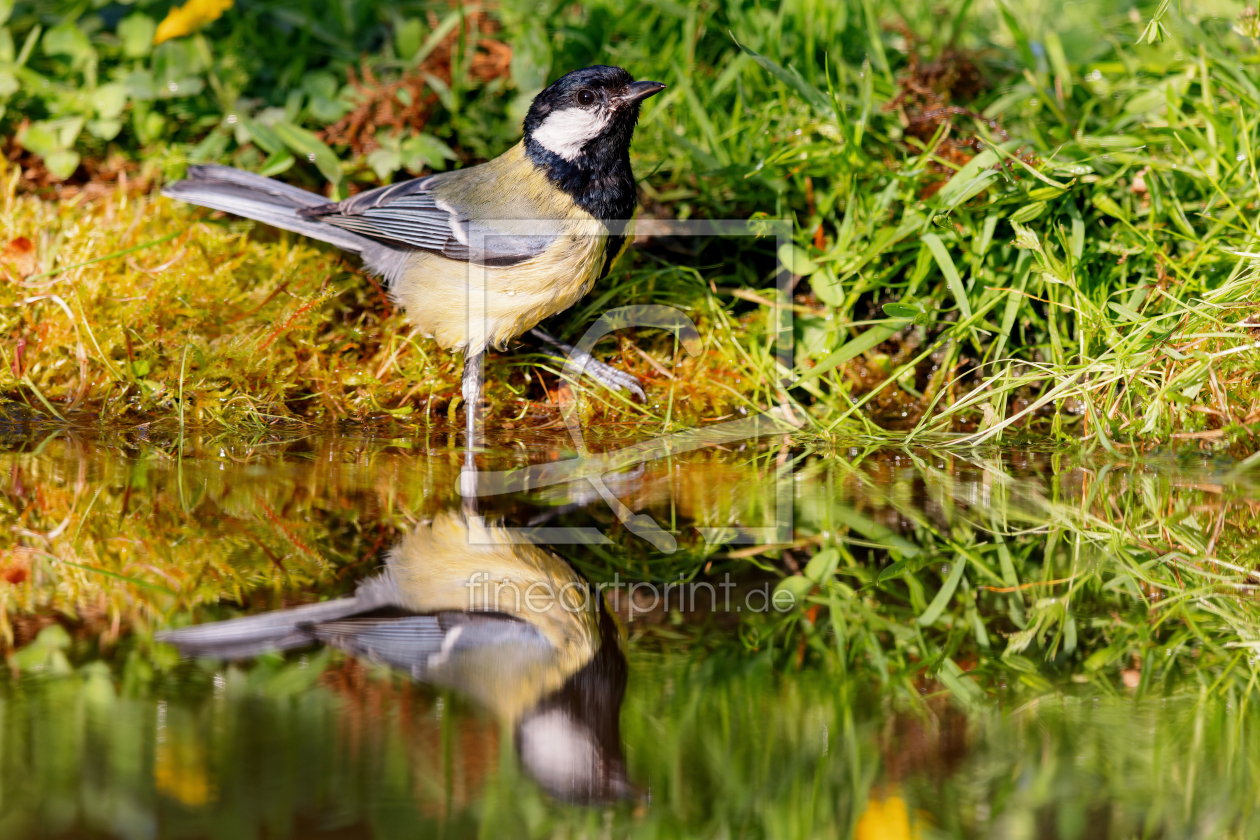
[529,328,646,401]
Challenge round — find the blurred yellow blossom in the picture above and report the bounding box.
[155,729,213,806]
[855,791,922,840]
[153,0,234,45]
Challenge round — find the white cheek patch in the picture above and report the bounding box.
[532,106,613,161]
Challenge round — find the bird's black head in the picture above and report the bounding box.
[522,66,665,222]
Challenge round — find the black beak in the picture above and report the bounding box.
[619,81,666,105]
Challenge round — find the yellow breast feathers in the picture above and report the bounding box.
[389,143,627,354]
[386,512,602,678]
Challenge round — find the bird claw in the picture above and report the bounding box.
[577,356,646,401]
[529,328,646,402]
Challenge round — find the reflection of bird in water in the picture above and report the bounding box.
[157,512,631,802]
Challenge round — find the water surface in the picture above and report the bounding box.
[0,428,1256,838]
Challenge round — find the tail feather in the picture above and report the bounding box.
[161,164,374,254]
[155,596,365,658]
[156,572,402,659]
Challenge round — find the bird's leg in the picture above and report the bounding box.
[529,328,645,401]
[462,350,485,450]
[460,351,484,510]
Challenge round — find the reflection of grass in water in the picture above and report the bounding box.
[2,646,1259,838]
[0,432,790,646]
[0,433,445,646]
[770,447,1260,706]
[625,650,1260,837]
[0,433,1258,704]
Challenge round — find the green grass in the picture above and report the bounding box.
[4,0,1260,449]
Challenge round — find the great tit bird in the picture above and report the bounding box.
[162,66,665,450]
[156,512,633,802]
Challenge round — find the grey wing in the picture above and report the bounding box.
[335,172,445,215]
[298,170,553,267]
[304,612,552,675]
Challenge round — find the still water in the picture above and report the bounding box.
[0,425,1256,838]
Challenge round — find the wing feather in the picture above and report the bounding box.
[304,613,549,673]
[300,159,558,266]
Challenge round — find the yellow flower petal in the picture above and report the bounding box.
[856,794,921,840]
[153,0,234,45]
[155,737,213,806]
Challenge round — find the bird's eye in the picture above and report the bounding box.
[577,89,596,107]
